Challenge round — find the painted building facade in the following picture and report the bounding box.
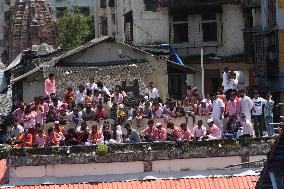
[94,0,253,95]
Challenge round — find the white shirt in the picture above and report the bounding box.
[155,107,164,118]
[148,88,159,100]
[252,97,266,116]
[222,72,229,92]
[241,120,254,136]
[228,79,238,90]
[240,95,253,119]
[210,98,225,120]
[76,91,85,105]
[86,83,97,91]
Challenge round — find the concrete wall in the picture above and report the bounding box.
[23,81,44,104]
[173,4,244,57]
[95,0,169,45]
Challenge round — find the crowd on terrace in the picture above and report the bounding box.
[0,67,276,148]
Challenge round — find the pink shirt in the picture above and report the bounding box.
[113,93,124,104]
[209,125,222,139]
[35,134,48,147]
[180,129,192,140]
[154,128,167,142]
[198,103,212,116]
[44,78,56,96]
[172,126,181,138]
[226,99,240,116]
[192,125,206,138]
[141,127,158,141]
[88,131,104,144]
[23,111,36,129]
[12,108,24,124]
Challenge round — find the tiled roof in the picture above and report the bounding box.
[4,176,258,189]
[0,93,12,117]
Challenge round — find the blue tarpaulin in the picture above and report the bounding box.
[154,43,184,65]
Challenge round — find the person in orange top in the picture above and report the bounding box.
[85,89,93,106]
[14,129,33,148]
[54,121,65,134]
[64,86,75,102]
[47,127,61,146]
[88,125,104,145]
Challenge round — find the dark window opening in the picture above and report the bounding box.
[112,13,116,24]
[144,0,159,11]
[202,13,217,21]
[100,17,108,35]
[173,14,187,22]
[173,23,188,43]
[79,7,90,16]
[109,0,115,7]
[56,7,67,17]
[100,0,107,8]
[124,11,133,43]
[202,22,217,42]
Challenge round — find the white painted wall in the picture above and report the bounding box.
[152,156,242,172]
[173,4,244,57]
[23,81,44,103]
[95,0,169,45]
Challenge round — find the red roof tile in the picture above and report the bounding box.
[1,176,257,189]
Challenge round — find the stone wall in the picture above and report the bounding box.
[8,138,272,167]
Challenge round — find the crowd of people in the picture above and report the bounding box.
[0,68,276,148]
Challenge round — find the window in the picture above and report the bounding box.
[79,7,90,16]
[124,12,133,43]
[100,17,108,35]
[56,7,66,17]
[144,0,159,11]
[109,0,115,7]
[172,15,188,43]
[202,13,218,42]
[112,13,116,24]
[100,0,107,8]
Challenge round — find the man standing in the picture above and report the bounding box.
[44,73,56,97]
[251,90,266,137]
[147,82,159,101]
[264,93,274,137]
[239,89,253,121]
[210,93,225,132]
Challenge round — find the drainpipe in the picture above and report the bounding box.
[201,48,205,99]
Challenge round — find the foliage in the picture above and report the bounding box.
[95,144,109,156]
[56,5,95,49]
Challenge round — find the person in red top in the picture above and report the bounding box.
[88,125,104,144]
[47,127,60,146]
[167,122,181,141]
[95,104,107,121]
[44,73,56,97]
[64,86,75,104]
[153,123,167,142]
[140,119,158,142]
[179,123,192,141]
[14,129,33,148]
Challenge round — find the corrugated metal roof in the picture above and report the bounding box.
[5,53,22,71]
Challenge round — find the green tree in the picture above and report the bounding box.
[57,6,95,49]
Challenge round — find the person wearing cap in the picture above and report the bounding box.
[153,123,167,142]
[210,93,225,132]
[239,113,254,138]
[124,123,140,143]
[226,92,240,117]
[207,118,221,139]
[88,125,104,144]
[166,122,180,141]
[179,123,192,141]
[198,99,212,116]
[147,82,159,101]
[140,119,158,142]
[239,88,253,122]
[251,90,266,137]
[192,120,207,140]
